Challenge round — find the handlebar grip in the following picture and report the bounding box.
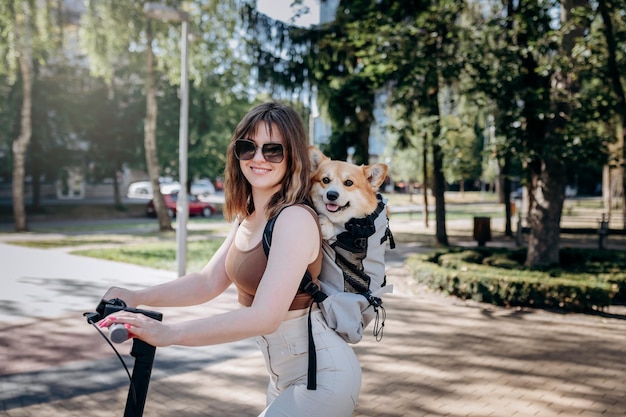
[109,323,130,343]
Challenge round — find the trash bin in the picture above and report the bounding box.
[473,217,491,246]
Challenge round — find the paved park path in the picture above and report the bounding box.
[1,215,625,416]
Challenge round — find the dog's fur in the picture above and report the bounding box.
[309,146,388,240]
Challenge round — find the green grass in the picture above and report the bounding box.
[8,232,175,249]
[22,216,225,234]
[73,238,225,272]
[31,221,160,234]
[9,235,139,248]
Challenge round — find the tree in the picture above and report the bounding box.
[363,0,466,246]
[79,74,145,208]
[82,0,253,229]
[0,0,64,231]
[154,0,257,186]
[0,77,18,183]
[242,1,381,164]
[441,113,483,192]
[597,0,626,227]
[30,65,85,209]
[81,0,177,230]
[469,0,609,267]
[243,1,466,245]
[11,1,33,232]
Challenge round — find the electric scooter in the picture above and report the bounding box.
[84,298,162,417]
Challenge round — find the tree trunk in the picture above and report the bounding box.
[354,98,374,164]
[502,152,513,237]
[355,107,372,165]
[145,23,172,232]
[598,0,626,229]
[433,141,448,246]
[525,158,566,266]
[430,74,448,246]
[526,0,586,267]
[12,3,34,232]
[422,134,429,228]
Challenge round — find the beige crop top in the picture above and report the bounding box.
[225,204,323,311]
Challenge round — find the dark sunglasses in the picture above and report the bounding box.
[234,139,285,163]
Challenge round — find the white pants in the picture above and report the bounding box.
[256,309,362,417]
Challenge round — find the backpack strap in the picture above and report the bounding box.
[263,208,327,302]
[262,206,325,390]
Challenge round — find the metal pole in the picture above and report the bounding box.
[176,19,189,277]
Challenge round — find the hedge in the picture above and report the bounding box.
[405,247,625,313]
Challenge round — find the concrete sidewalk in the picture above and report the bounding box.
[2,228,626,416]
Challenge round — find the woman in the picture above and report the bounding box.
[99,102,362,416]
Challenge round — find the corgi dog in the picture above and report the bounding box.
[309,146,388,240]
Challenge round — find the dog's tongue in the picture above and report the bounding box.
[326,203,340,213]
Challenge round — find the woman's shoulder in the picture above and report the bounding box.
[270,205,320,253]
[270,204,319,237]
[276,203,318,223]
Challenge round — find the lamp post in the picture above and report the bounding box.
[144,3,190,277]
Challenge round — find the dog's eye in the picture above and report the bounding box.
[322,177,331,184]
[344,180,353,187]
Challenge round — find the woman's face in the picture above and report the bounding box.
[238,121,287,194]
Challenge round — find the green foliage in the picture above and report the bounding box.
[30,66,89,185]
[81,0,256,183]
[466,0,611,168]
[0,78,18,179]
[0,0,65,82]
[79,73,146,182]
[441,114,483,185]
[408,246,626,313]
[80,1,151,84]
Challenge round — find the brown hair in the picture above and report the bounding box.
[223,102,311,221]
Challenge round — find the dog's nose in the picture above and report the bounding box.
[326,190,339,201]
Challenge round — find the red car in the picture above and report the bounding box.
[146,193,216,218]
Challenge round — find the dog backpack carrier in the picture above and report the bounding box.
[262,196,395,389]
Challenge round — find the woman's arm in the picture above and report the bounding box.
[103,206,320,347]
[103,220,239,308]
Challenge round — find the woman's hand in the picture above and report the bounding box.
[103,287,139,308]
[98,312,177,348]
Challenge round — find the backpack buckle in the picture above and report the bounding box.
[300,278,328,303]
[363,291,383,308]
[301,279,320,295]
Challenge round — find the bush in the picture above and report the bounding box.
[407,247,625,313]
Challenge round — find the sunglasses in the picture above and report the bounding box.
[234,139,285,163]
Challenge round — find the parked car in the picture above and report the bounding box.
[190,179,216,196]
[146,193,216,218]
[129,179,216,198]
[127,179,179,198]
[127,181,153,197]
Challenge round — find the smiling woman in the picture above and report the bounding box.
[97,102,362,417]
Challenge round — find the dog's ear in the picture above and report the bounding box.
[308,146,327,171]
[364,163,388,190]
